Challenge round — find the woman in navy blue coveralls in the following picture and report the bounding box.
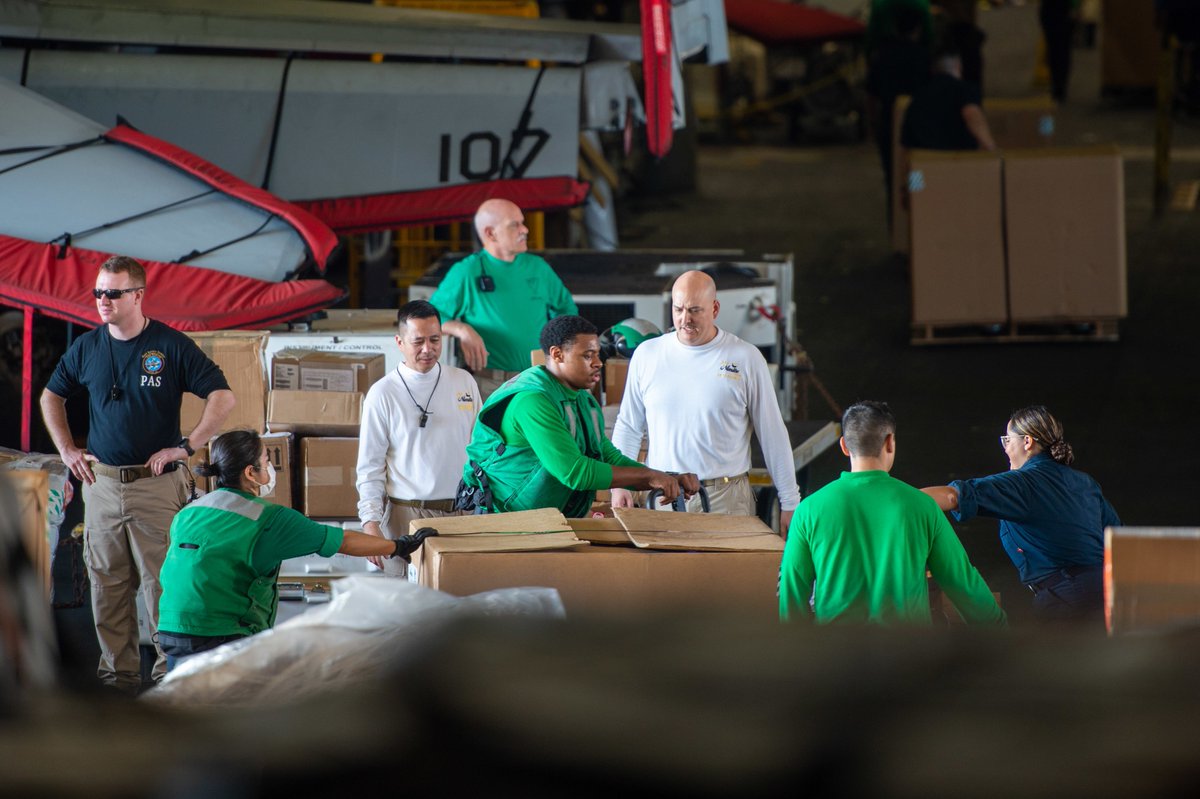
[923,406,1120,628]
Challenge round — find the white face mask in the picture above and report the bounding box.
[258,461,277,497]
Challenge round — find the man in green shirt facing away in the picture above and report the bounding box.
[779,401,1005,627]
[458,315,699,518]
[431,198,578,396]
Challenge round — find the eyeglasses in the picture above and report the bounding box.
[93,287,143,300]
[1000,434,1030,448]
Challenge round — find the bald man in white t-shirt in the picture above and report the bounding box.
[611,271,800,533]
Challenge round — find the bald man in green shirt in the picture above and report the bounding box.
[779,401,1005,626]
[459,316,698,518]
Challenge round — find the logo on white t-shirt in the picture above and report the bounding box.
[718,361,741,380]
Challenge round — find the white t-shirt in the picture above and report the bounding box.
[612,328,801,511]
[356,362,481,524]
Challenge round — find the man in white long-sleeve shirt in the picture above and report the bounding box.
[611,271,800,533]
[356,301,481,575]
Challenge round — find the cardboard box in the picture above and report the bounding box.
[267,389,362,436]
[984,96,1056,150]
[3,470,50,594]
[409,509,783,619]
[300,437,360,518]
[181,330,269,435]
[270,348,307,390]
[1003,145,1127,322]
[273,349,384,394]
[604,358,630,406]
[908,150,1007,326]
[1106,527,1200,635]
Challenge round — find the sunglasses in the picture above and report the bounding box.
[92,287,143,300]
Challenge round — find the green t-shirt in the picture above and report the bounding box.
[159,489,344,636]
[500,389,642,492]
[779,470,1006,626]
[430,250,578,372]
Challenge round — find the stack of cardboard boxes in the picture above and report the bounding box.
[892,99,1127,341]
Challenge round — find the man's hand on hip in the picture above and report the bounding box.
[63,446,98,485]
[145,446,188,475]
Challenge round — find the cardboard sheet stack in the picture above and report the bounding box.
[409,508,784,618]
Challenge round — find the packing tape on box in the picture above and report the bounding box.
[306,466,348,486]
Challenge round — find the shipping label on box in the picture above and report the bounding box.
[298,351,385,394]
[271,348,311,390]
[301,437,360,518]
[181,330,269,435]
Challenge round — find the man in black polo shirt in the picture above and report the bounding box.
[41,256,235,694]
[900,48,996,154]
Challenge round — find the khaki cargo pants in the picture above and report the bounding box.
[380,502,462,578]
[82,467,189,691]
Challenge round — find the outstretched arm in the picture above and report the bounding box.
[921,485,960,512]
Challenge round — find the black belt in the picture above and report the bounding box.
[1026,564,1095,595]
[92,461,180,484]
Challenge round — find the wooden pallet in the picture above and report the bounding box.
[911,319,1120,346]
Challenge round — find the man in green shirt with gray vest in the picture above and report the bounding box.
[779,401,1005,627]
[458,316,698,518]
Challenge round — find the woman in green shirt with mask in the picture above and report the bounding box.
[157,430,433,671]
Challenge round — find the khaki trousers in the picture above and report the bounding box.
[381,504,462,578]
[651,474,756,516]
[82,467,189,689]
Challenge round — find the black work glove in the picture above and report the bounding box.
[390,527,440,562]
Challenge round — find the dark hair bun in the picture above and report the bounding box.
[1049,440,1074,466]
[194,461,220,479]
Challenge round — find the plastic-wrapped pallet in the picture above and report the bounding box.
[144,576,564,709]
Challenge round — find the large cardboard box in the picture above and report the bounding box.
[267,389,362,436]
[1004,145,1127,322]
[409,509,784,618]
[181,330,268,435]
[604,358,630,406]
[300,437,360,518]
[1106,527,1200,635]
[908,150,1007,326]
[272,349,384,394]
[984,96,1056,150]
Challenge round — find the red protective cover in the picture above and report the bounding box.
[294,176,591,234]
[0,235,343,332]
[724,0,866,46]
[105,124,339,271]
[641,0,675,159]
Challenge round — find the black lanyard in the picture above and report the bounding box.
[106,318,148,402]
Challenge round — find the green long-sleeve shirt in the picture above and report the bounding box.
[500,390,641,491]
[779,470,1006,626]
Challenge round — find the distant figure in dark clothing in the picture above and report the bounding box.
[1039,0,1074,102]
[865,5,931,227]
[899,49,996,153]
